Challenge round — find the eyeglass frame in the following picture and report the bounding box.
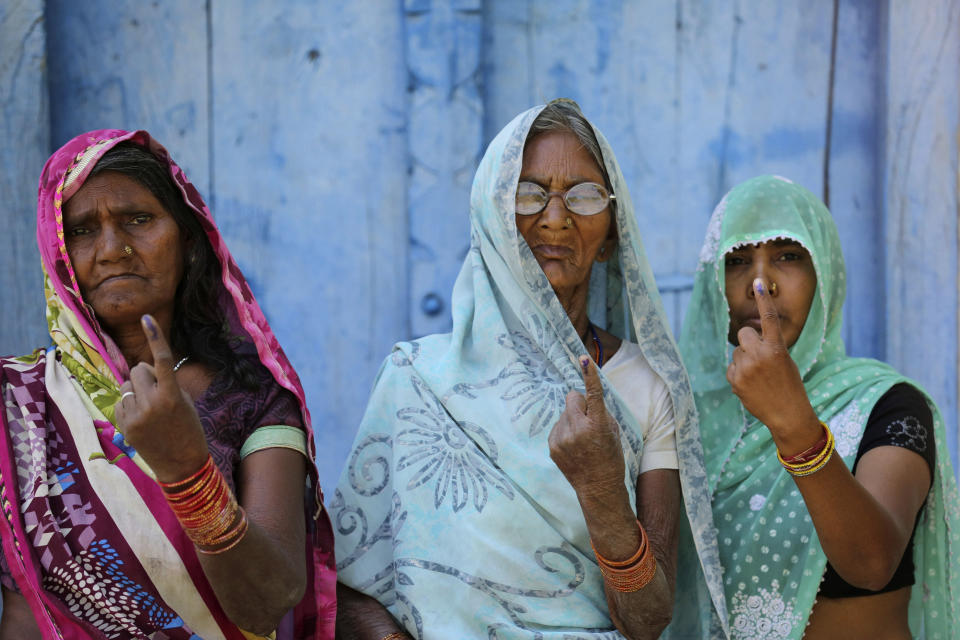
[514,181,616,216]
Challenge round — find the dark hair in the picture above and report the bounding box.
[526,100,617,217]
[88,142,258,389]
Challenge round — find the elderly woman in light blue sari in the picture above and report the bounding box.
[331,101,726,639]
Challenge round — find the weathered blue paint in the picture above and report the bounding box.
[405,0,484,338]
[0,0,49,356]
[828,0,885,362]
[209,1,409,487]
[884,0,960,472]
[0,1,957,493]
[45,0,210,192]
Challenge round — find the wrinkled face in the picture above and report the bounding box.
[62,171,184,332]
[724,239,817,348]
[515,131,616,293]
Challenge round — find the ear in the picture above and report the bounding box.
[596,220,618,263]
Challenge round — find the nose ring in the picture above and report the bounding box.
[564,217,573,228]
[769,281,778,295]
[123,245,133,256]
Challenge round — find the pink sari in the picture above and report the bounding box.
[0,130,336,639]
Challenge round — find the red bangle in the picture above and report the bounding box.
[779,421,829,464]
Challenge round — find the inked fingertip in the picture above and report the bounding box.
[753,278,765,295]
[579,356,590,371]
[141,314,158,339]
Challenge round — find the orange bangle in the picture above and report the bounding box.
[160,454,248,552]
[591,521,658,593]
[159,454,216,492]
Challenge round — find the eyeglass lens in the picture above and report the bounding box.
[515,182,611,216]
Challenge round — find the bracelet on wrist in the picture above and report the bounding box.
[590,519,658,592]
[160,453,249,552]
[777,421,835,477]
[380,633,407,640]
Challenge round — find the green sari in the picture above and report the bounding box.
[676,175,960,639]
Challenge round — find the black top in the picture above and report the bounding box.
[818,383,935,598]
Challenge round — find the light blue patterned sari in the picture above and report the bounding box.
[332,106,727,639]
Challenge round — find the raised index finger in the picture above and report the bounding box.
[579,356,606,418]
[753,278,784,346]
[140,314,176,387]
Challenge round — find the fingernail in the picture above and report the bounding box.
[754,279,765,296]
[580,356,590,371]
[142,315,158,339]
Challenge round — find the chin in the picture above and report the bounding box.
[89,298,152,327]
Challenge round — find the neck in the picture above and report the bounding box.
[103,312,175,368]
[554,280,592,344]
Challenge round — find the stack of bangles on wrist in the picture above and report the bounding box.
[159,454,248,554]
[590,520,657,592]
[777,420,835,477]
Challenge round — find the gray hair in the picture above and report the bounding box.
[526,99,613,197]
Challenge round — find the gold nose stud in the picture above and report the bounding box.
[564,217,573,228]
[769,281,778,295]
[123,245,133,256]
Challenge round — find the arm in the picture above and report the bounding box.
[791,444,929,589]
[576,470,679,638]
[335,582,410,640]
[728,278,931,590]
[114,316,306,634]
[549,358,677,640]
[0,587,41,640]
[197,447,307,633]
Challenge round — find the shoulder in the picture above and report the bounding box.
[868,383,931,425]
[198,355,304,432]
[603,340,668,395]
[856,382,935,471]
[0,349,49,381]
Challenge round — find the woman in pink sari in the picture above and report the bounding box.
[0,130,336,639]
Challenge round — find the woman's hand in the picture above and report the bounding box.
[549,356,625,498]
[727,278,820,451]
[114,314,209,483]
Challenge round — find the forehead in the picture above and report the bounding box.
[63,171,164,219]
[520,130,605,182]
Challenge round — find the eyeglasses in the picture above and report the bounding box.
[515,181,615,216]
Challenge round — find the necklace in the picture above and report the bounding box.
[173,356,190,372]
[588,324,604,367]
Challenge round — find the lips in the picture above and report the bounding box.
[97,273,141,288]
[532,244,573,258]
[741,315,784,332]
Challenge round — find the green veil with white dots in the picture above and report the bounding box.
[676,175,960,639]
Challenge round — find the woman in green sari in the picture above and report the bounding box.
[675,175,960,639]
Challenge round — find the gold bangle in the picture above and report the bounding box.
[778,422,834,474]
[380,633,407,640]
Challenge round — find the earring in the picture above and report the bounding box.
[769,281,778,295]
[123,245,134,256]
[599,247,606,255]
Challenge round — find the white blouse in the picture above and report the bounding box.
[601,340,679,473]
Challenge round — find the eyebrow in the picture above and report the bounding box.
[518,175,603,186]
[63,201,151,223]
